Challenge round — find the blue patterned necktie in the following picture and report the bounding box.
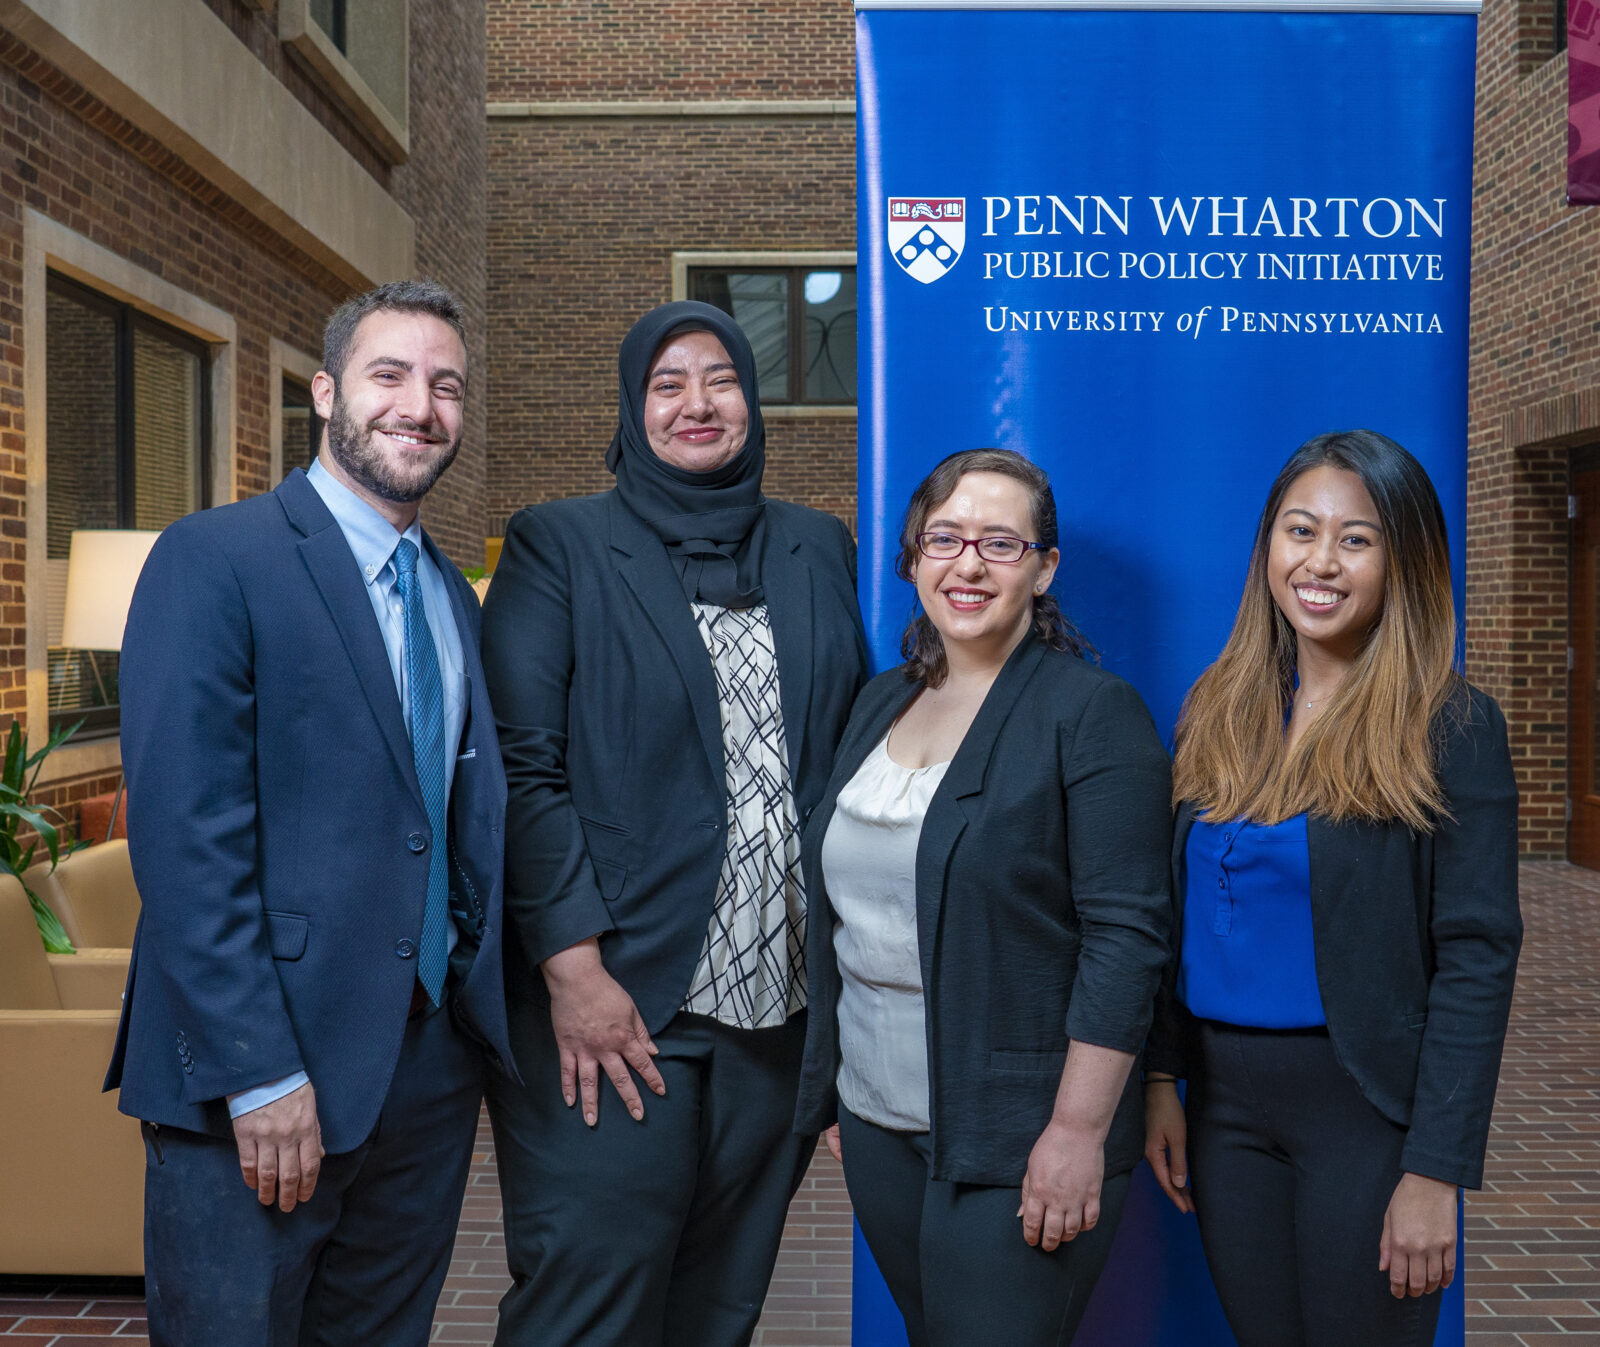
[393,538,450,1006]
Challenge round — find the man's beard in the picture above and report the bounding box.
[326,391,461,504]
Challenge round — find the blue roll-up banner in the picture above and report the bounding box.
[853,1,1478,1342]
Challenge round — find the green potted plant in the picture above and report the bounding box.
[0,718,87,953]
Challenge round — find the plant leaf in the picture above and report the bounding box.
[26,886,74,954]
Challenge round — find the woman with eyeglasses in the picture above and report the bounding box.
[794,448,1173,1345]
[1143,430,1521,1347]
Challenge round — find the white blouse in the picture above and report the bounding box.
[821,731,950,1132]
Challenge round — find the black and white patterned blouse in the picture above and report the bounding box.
[680,601,807,1029]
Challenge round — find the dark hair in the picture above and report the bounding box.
[1172,428,1459,828]
[896,448,1092,687]
[321,279,467,387]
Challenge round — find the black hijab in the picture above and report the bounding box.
[607,301,767,608]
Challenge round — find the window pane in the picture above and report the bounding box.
[691,271,789,404]
[46,286,118,561]
[132,326,202,532]
[45,283,120,733]
[803,270,856,402]
[283,377,320,474]
[311,0,348,51]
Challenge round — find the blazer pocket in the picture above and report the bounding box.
[1404,1011,1428,1031]
[264,911,309,961]
[989,1047,1069,1074]
[590,858,628,904]
[579,812,633,863]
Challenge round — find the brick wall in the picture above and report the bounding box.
[0,0,489,807]
[399,0,490,565]
[484,114,857,531]
[486,0,853,102]
[1467,0,1600,855]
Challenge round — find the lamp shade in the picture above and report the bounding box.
[60,530,160,651]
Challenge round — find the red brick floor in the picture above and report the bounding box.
[4,859,1597,1345]
[1465,861,1600,1344]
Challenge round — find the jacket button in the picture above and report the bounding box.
[407,832,427,853]
[396,938,417,959]
[183,1060,193,1074]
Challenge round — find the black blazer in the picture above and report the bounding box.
[481,489,869,1033]
[1147,683,1521,1190]
[795,638,1174,1186]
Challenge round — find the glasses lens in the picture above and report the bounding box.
[920,533,962,558]
[979,538,1026,562]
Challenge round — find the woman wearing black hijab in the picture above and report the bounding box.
[482,302,869,1347]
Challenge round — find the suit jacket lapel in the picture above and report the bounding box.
[278,472,423,811]
[759,511,814,781]
[916,638,1048,968]
[943,637,1047,809]
[608,493,726,783]
[802,675,920,909]
[1172,802,1197,894]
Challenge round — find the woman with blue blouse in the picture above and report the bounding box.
[1144,430,1522,1347]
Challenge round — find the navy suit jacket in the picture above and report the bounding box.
[105,469,514,1154]
[481,490,869,1033]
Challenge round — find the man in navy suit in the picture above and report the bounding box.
[106,280,513,1346]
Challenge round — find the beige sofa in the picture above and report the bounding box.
[27,838,142,949]
[0,873,143,1274]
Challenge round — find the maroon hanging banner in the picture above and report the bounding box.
[1571,0,1600,202]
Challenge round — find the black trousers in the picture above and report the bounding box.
[839,1105,1130,1347]
[1188,1022,1447,1347]
[488,1007,812,1347]
[141,998,486,1347]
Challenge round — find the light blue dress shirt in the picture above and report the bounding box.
[228,460,469,1119]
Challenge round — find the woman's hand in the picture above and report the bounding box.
[1380,1172,1458,1297]
[541,938,665,1126]
[822,1124,842,1163]
[1143,1080,1194,1214]
[1020,1120,1105,1251]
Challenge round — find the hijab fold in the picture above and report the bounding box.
[607,301,767,608]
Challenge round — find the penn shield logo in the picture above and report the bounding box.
[888,197,965,283]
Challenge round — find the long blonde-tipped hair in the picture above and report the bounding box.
[1172,430,1460,830]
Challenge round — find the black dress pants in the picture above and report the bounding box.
[838,1105,1130,1347]
[141,998,486,1347]
[488,1006,812,1347]
[1188,1022,1447,1347]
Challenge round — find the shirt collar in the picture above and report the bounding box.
[306,458,425,588]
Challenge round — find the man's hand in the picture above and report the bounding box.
[1380,1172,1459,1298]
[542,939,665,1126]
[232,1081,323,1213]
